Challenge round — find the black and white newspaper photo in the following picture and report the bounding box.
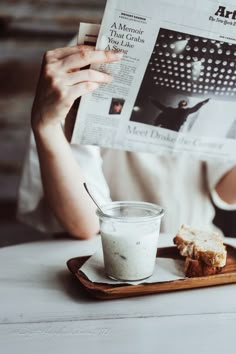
[129,27,236,140]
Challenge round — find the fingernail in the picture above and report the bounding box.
[113,51,124,60]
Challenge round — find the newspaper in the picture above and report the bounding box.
[72,0,236,161]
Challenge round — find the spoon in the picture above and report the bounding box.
[83,182,105,215]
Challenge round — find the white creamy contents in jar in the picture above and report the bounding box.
[101,225,160,281]
[97,201,164,281]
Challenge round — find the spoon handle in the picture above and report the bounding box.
[83,182,104,215]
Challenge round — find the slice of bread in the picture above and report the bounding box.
[173,224,227,277]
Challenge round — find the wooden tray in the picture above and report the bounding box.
[67,244,236,300]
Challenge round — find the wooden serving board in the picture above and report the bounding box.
[67,244,236,300]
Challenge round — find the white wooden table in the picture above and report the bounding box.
[1,234,236,354]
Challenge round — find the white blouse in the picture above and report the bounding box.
[17,132,236,236]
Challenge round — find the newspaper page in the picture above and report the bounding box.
[72,0,236,161]
[77,22,100,46]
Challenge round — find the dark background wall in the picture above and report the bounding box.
[0,0,235,246]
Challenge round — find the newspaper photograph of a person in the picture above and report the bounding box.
[72,0,236,161]
[130,27,235,136]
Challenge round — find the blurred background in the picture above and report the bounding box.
[0,0,106,246]
[0,0,235,247]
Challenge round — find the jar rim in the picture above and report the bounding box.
[96,201,164,222]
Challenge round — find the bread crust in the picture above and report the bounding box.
[184,257,222,277]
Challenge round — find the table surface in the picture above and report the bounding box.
[1,233,236,354]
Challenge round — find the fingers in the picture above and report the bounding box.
[44,44,95,61]
[61,49,123,71]
[68,82,101,101]
[37,45,122,126]
[66,69,113,86]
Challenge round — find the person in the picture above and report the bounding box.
[17,43,236,239]
[149,97,210,131]
[109,98,124,114]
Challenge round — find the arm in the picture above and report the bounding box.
[188,98,210,114]
[215,166,236,204]
[148,96,167,111]
[31,45,123,239]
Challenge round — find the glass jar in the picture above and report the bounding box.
[97,201,164,281]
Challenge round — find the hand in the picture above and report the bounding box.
[31,45,123,134]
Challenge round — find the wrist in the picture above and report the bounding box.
[32,119,63,138]
[32,121,68,151]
